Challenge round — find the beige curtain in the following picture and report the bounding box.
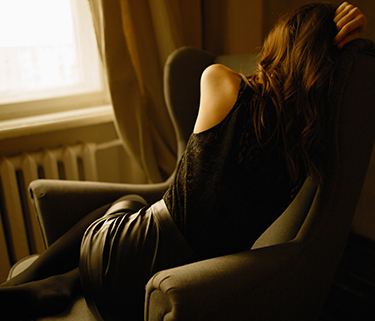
[88,0,203,183]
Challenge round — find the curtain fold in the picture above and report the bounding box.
[88,0,202,183]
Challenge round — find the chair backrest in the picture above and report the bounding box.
[259,39,375,318]
[254,39,375,248]
[294,39,375,278]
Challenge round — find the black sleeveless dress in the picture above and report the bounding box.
[163,79,304,259]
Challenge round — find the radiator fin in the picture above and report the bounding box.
[0,157,30,261]
[21,154,45,254]
[42,150,59,179]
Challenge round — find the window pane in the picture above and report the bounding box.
[0,0,103,105]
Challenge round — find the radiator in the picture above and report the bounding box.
[0,141,120,280]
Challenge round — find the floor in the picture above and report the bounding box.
[319,232,375,321]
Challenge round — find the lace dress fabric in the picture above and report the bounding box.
[163,80,305,260]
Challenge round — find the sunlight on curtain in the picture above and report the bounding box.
[90,0,202,183]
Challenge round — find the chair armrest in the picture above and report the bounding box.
[145,240,333,321]
[29,179,168,247]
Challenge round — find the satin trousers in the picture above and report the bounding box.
[80,196,195,321]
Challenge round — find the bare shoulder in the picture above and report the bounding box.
[200,63,240,87]
[194,64,242,134]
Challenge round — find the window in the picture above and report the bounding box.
[0,0,108,121]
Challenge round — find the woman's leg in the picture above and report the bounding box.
[2,203,112,287]
[0,268,81,321]
[1,194,149,320]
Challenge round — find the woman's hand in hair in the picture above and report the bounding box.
[333,2,367,49]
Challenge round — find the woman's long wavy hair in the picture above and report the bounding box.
[247,3,339,184]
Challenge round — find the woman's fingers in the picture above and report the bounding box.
[334,13,366,45]
[334,2,353,25]
[333,2,367,49]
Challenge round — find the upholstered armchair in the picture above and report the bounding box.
[144,39,375,320]
[8,39,375,320]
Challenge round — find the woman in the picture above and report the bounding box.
[0,2,367,320]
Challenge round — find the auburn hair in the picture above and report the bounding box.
[247,3,339,184]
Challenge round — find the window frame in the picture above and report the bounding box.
[0,0,110,122]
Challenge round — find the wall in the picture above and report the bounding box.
[202,0,375,55]
[203,0,263,54]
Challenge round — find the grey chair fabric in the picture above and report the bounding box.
[21,39,375,320]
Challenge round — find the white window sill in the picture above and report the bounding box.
[0,105,114,140]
